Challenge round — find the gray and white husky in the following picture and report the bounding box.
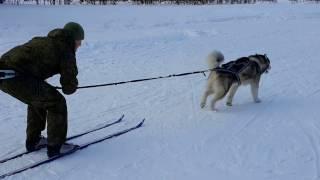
[200,50,271,111]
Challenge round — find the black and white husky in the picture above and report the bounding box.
[200,50,271,111]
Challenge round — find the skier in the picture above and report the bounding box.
[0,22,84,158]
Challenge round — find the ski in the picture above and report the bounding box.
[0,114,124,164]
[0,119,145,179]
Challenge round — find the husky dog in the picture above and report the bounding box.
[200,50,271,111]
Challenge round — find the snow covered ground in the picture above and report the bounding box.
[1,3,320,180]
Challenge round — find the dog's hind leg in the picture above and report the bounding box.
[210,88,227,111]
[251,77,261,103]
[200,88,213,108]
[226,83,239,106]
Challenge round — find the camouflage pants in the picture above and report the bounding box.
[0,76,67,146]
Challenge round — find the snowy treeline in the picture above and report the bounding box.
[83,0,260,5]
[1,0,279,5]
[289,0,320,2]
[1,0,319,7]
[1,0,72,4]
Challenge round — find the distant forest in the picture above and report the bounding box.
[1,0,319,5]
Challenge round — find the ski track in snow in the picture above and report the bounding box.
[1,3,320,180]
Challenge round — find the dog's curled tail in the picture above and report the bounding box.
[207,50,224,69]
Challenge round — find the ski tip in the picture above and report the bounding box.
[114,114,125,123]
[118,114,125,121]
[137,119,145,128]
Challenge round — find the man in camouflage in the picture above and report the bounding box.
[0,22,84,158]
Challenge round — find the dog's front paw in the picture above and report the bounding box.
[200,102,206,108]
[226,102,232,106]
[254,99,261,103]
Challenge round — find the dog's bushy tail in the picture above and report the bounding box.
[207,50,224,69]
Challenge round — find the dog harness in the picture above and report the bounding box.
[213,57,257,85]
[212,54,270,85]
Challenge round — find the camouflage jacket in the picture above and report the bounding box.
[0,29,78,95]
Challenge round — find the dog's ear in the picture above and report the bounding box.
[264,54,268,58]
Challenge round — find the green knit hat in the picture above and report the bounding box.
[63,22,84,41]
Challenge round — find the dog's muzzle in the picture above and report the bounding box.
[265,65,271,73]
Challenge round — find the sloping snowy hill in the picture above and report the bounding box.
[1,3,320,180]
